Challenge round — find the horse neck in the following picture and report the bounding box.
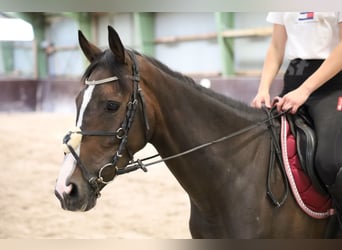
[141,68,270,214]
[141,60,263,167]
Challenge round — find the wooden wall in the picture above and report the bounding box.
[0,79,38,111]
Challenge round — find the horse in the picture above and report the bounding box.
[54,25,336,238]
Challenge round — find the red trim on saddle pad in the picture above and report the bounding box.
[280,116,334,219]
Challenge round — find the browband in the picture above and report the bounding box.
[85,76,119,85]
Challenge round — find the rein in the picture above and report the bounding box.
[263,107,289,207]
[121,106,290,208]
[123,108,288,172]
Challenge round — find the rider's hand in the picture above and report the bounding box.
[251,92,271,109]
[273,88,310,114]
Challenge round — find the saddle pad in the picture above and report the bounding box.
[280,116,334,219]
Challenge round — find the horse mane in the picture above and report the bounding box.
[135,50,260,117]
[81,48,261,118]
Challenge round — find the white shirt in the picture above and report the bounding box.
[267,12,342,60]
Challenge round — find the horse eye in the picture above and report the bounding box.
[106,101,120,112]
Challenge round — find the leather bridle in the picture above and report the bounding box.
[63,50,150,197]
[63,49,290,207]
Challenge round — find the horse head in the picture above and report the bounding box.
[55,26,152,211]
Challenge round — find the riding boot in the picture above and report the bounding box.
[327,167,342,228]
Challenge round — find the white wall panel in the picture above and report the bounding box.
[46,16,82,77]
[234,12,270,72]
[154,13,220,74]
[97,13,135,49]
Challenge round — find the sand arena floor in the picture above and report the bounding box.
[0,113,190,239]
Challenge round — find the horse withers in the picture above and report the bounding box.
[55,26,336,238]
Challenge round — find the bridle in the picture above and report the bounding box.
[63,50,150,197]
[63,49,290,206]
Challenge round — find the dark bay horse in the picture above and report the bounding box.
[55,26,334,238]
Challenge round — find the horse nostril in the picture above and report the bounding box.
[68,183,78,197]
[64,183,73,195]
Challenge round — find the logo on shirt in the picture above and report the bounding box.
[298,12,315,21]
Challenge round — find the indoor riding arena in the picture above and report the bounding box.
[0,12,283,239]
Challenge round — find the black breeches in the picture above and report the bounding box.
[283,59,342,185]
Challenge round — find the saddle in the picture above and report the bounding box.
[286,110,328,196]
[265,107,333,218]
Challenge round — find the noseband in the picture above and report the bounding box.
[63,51,150,197]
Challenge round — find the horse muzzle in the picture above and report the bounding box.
[54,180,98,212]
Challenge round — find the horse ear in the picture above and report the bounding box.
[78,30,102,62]
[108,26,126,64]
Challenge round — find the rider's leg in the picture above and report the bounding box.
[306,89,342,226]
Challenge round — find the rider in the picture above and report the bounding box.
[251,12,342,226]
